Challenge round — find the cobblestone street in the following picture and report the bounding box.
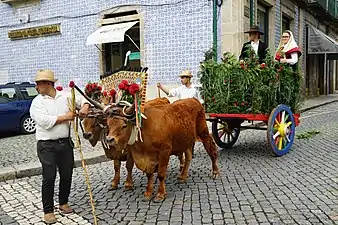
[0,103,338,225]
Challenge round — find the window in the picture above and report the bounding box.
[20,86,38,99]
[102,10,141,76]
[0,87,17,103]
[282,15,291,32]
[257,4,269,45]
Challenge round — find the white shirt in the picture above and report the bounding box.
[30,90,89,141]
[251,41,259,55]
[285,52,298,65]
[168,84,204,104]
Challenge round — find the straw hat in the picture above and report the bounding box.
[178,70,193,78]
[244,25,264,35]
[35,69,58,83]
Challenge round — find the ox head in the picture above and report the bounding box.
[105,104,136,152]
[82,93,136,152]
[82,112,106,147]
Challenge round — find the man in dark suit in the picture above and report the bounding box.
[239,25,268,64]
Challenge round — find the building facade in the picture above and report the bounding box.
[1,0,337,99]
[0,0,222,99]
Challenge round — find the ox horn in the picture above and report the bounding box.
[124,103,135,116]
[73,85,106,110]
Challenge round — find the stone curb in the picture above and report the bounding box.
[1,100,337,182]
[299,99,338,113]
[0,151,110,182]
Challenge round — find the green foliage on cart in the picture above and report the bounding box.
[198,49,303,114]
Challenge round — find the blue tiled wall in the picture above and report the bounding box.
[302,11,307,73]
[294,5,299,43]
[0,0,220,88]
[274,0,281,49]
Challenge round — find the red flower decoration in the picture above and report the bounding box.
[69,81,75,88]
[129,83,140,95]
[240,64,245,69]
[118,80,131,91]
[118,83,125,90]
[261,63,266,69]
[103,91,107,96]
[56,86,63,91]
[109,89,116,97]
[98,86,102,91]
[121,80,129,85]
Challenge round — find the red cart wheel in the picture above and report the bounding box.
[212,120,240,149]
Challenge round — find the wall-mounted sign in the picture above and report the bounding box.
[244,6,250,18]
[8,23,61,40]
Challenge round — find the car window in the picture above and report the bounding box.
[20,86,38,100]
[0,87,18,103]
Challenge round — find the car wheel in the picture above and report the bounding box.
[20,115,36,134]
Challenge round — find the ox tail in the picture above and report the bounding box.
[195,106,220,177]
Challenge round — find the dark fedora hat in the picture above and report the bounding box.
[244,25,264,34]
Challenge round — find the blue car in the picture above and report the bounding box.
[0,82,38,134]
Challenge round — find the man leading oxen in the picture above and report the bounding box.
[84,95,220,202]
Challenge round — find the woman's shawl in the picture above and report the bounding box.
[275,30,302,61]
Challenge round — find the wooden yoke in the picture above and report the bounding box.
[99,71,148,112]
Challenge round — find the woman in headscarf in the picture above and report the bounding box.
[275,30,302,112]
[275,30,302,71]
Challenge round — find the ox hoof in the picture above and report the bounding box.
[177,175,188,182]
[124,185,133,191]
[109,186,118,191]
[153,196,165,203]
[109,183,119,191]
[143,193,152,202]
[212,171,219,179]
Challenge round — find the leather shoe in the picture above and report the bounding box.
[59,204,73,214]
[44,213,57,224]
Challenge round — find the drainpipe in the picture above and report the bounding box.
[250,0,254,26]
[213,0,217,61]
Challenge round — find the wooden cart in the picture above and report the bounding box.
[207,104,300,156]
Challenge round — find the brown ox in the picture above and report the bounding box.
[82,97,184,190]
[103,98,220,202]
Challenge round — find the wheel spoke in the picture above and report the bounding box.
[275,137,279,145]
[273,131,280,140]
[278,137,283,150]
[281,111,285,124]
[284,114,289,122]
[219,130,226,138]
[283,137,288,145]
[227,134,231,143]
[286,121,292,128]
[274,119,280,126]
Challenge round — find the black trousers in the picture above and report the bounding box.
[37,138,74,214]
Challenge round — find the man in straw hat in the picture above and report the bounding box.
[30,69,90,224]
[157,69,203,157]
[239,25,268,64]
[156,69,203,104]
